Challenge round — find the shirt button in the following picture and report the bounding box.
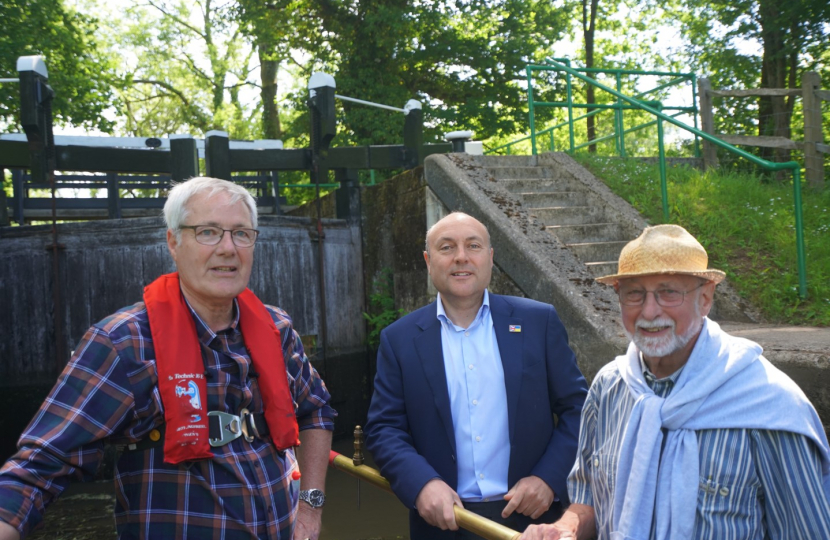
[719,487,729,496]
[468,364,474,370]
[476,436,481,442]
[479,473,485,479]
[593,458,600,467]
[472,399,478,406]
[483,498,489,502]
[465,332,470,337]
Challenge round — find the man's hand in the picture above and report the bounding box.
[520,504,595,540]
[0,521,20,540]
[520,522,576,539]
[502,475,554,519]
[415,478,464,530]
[293,502,322,540]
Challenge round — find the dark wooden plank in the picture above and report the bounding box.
[0,140,30,167]
[56,145,172,173]
[229,148,311,171]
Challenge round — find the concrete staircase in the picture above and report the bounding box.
[470,154,629,279]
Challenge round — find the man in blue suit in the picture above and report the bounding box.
[366,212,587,539]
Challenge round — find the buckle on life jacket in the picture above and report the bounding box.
[208,408,257,447]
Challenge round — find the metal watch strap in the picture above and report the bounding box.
[299,488,326,508]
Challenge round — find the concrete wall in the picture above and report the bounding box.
[0,215,367,458]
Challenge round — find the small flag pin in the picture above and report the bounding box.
[509,325,521,333]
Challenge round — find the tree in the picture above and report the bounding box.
[0,0,117,132]
[303,0,571,146]
[671,0,830,166]
[111,0,259,138]
[583,0,599,152]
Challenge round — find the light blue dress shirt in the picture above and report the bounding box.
[436,290,510,501]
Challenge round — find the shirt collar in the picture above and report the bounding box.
[436,289,490,331]
[639,353,684,386]
[184,296,241,346]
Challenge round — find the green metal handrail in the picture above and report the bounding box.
[494,62,698,157]
[525,58,807,298]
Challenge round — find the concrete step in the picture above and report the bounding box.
[566,240,628,263]
[472,155,538,167]
[585,261,619,278]
[498,177,580,193]
[546,223,627,244]
[518,191,587,208]
[527,206,607,225]
[486,166,549,180]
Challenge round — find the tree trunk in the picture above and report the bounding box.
[259,44,281,140]
[583,0,598,153]
[758,0,793,179]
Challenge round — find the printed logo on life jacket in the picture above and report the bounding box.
[175,380,202,410]
[190,414,202,422]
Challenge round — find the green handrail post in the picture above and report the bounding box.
[690,74,702,158]
[549,130,555,152]
[792,167,807,297]
[526,66,538,156]
[655,101,669,222]
[566,69,575,152]
[369,169,376,186]
[616,73,626,157]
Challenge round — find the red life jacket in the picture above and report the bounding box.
[144,272,300,465]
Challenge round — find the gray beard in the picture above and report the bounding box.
[625,312,703,359]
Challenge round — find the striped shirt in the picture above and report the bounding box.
[0,299,336,539]
[569,358,830,540]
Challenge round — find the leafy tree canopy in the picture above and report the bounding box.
[0,0,117,132]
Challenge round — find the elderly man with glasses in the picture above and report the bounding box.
[0,177,335,540]
[522,224,830,540]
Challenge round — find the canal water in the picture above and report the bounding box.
[28,439,410,540]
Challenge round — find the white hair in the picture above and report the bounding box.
[164,177,258,240]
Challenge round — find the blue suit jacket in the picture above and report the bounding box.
[366,293,587,532]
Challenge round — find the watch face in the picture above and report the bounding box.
[302,489,325,508]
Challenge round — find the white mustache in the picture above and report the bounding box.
[635,317,675,331]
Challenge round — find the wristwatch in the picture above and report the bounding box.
[299,488,326,508]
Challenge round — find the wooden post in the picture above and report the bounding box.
[106,173,121,219]
[170,135,199,182]
[802,71,824,189]
[12,169,25,225]
[0,172,8,226]
[335,168,361,223]
[403,100,423,167]
[204,131,231,180]
[698,78,718,170]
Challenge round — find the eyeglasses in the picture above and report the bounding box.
[180,225,260,248]
[618,282,706,307]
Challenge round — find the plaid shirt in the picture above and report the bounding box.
[0,299,336,539]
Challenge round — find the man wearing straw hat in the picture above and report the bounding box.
[522,224,830,540]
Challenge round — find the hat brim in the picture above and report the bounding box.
[595,269,726,285]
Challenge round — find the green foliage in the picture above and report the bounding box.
[105,0,259,137]
[288,0,572,147]
[0,0,117,132]
[363,268,406,349]
[573,154,830,325]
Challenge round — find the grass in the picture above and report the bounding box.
[572,154,830,326]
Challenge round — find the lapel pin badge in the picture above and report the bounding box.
[509,325,521,333]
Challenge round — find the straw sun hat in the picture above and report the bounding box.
[595,224,726,285]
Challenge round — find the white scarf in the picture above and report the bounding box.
[611,318,830,540]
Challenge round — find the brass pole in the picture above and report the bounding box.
[328,451,521,540]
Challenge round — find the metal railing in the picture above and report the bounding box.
[487,59,699,157]
[514,58,808,299]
